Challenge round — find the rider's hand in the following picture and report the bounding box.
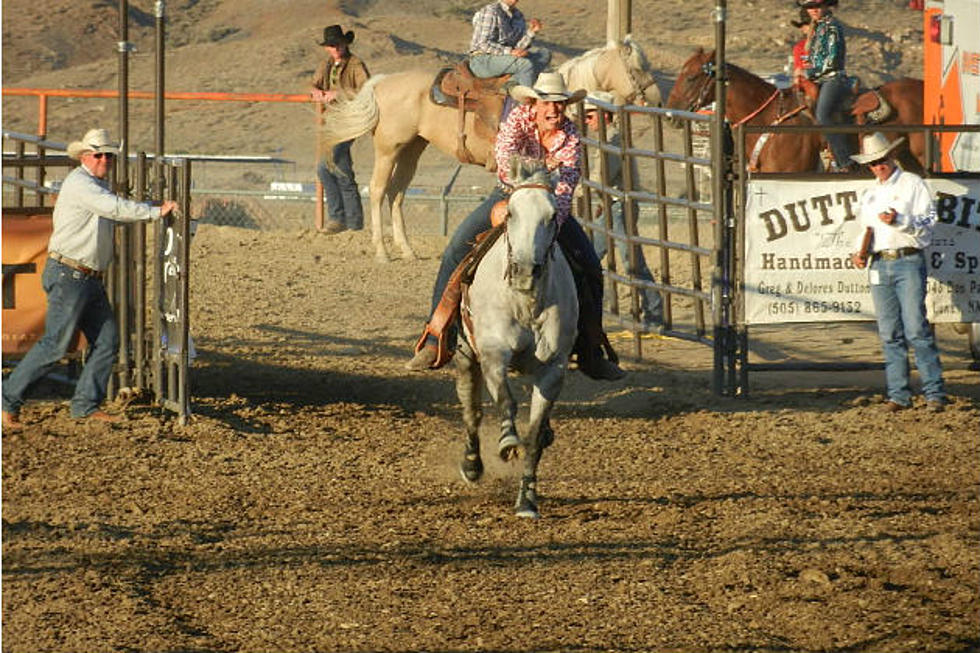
[850,252,867,269]
[878,208,897,225]
[528,18,542,33]
[512,47,528,57]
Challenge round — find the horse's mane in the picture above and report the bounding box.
[557,36,654,90]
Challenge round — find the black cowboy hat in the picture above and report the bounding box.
[318,24,354,46]
[798,0,838,8]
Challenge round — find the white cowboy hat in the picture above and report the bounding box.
[850,132,906,164]
[510,72,587,104]
[67,128,119,159]
[584,90,616,110]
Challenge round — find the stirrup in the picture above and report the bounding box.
[413,324,455,369]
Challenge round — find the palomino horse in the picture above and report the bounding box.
[454,158,577,519]
[851,78,925,174]
[665,48,823,172]
[557,36,663,108]
[318,38,662,262]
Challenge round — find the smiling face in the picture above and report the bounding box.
[532,99,567,134]
[81,151,115,179]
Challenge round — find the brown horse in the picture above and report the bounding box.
[665,48,823,172]
[319,39,662,262]
[851,77,925,174]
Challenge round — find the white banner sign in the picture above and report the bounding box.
[744,177,980,325]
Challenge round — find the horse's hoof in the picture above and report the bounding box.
[514,476,540,518]
[459,451,484,483]
[497,434,520,461]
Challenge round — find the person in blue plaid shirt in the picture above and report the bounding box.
[468,0,551,88]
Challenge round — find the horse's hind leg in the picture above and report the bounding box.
[388,137,428,261]
[454,344,484,483]
[369,147,399,262]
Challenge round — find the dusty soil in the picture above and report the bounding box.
[3,1,979,652]
[3,225,979,652]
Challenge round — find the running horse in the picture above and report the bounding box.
[665,48,823,172]
[318,38,662,262]
[454,158,577,519]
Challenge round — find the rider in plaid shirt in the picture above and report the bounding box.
[468,0,551,88]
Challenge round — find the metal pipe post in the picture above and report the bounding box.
[710,0,730,395]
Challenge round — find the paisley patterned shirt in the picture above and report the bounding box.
[806,14,846,81]
[494,103,581,224]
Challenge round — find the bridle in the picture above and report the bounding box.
[503,182,557,283]
[685,59,719,113]
[615,46,658,105]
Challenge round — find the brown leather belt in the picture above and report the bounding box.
[876,247,921,261]
[49,252,103,279]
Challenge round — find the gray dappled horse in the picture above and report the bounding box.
[454,158,578,519]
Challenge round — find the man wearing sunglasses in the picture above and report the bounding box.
[849,132,948,413]
[2,128,178,428]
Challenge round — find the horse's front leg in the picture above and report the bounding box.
[453,345,484,483]
[480,350,519,462]
[514,364,564,519]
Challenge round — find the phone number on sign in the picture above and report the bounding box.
[767,301,864,316]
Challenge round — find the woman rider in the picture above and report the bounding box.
[405,72,625,381]
[801,0,855,171]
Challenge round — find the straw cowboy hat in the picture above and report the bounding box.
[510,72,587,104]
[797,0,838,7]
[850,132,906,164]
[318,24,354,46]
[584,90,616,110]
[66,128,119,159]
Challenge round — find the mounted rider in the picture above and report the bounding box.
[468,0,551,89]
[406,72,625,381]
[800,0,856,171]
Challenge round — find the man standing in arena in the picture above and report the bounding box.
[2,128,177,428]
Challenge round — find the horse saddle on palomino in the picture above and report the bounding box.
[430,62,510,167]
[412,200,510,369]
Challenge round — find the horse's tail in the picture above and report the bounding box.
[318,74,385,148]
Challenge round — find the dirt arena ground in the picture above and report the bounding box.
[3,225,978,652]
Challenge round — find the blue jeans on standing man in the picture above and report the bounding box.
[814,74,854,170]
[869,252,946,406]
[468,48,552,88]
[2,258,119,418]
[317,140,363,230]
[590,200,664,326]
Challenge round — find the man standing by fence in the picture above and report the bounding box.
[849,132,948,413]
[1,128,177,428]
[311,24,370,235]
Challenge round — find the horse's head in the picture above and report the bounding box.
[598,37,663,108]
[505,157,557,293]
[665,48,717,127]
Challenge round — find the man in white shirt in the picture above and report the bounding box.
[849,132,947,412]
[2,128,177,428]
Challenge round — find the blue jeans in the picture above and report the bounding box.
[2,258,119,418]
[469,48,552,87]
[317,140,363,230]
[869,252,946,405]
[815,75,853,169]
[590,201,664,324]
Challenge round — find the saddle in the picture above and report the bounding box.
[412,200,510,369]
[851,88,895,124]
[430,62,510,167]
